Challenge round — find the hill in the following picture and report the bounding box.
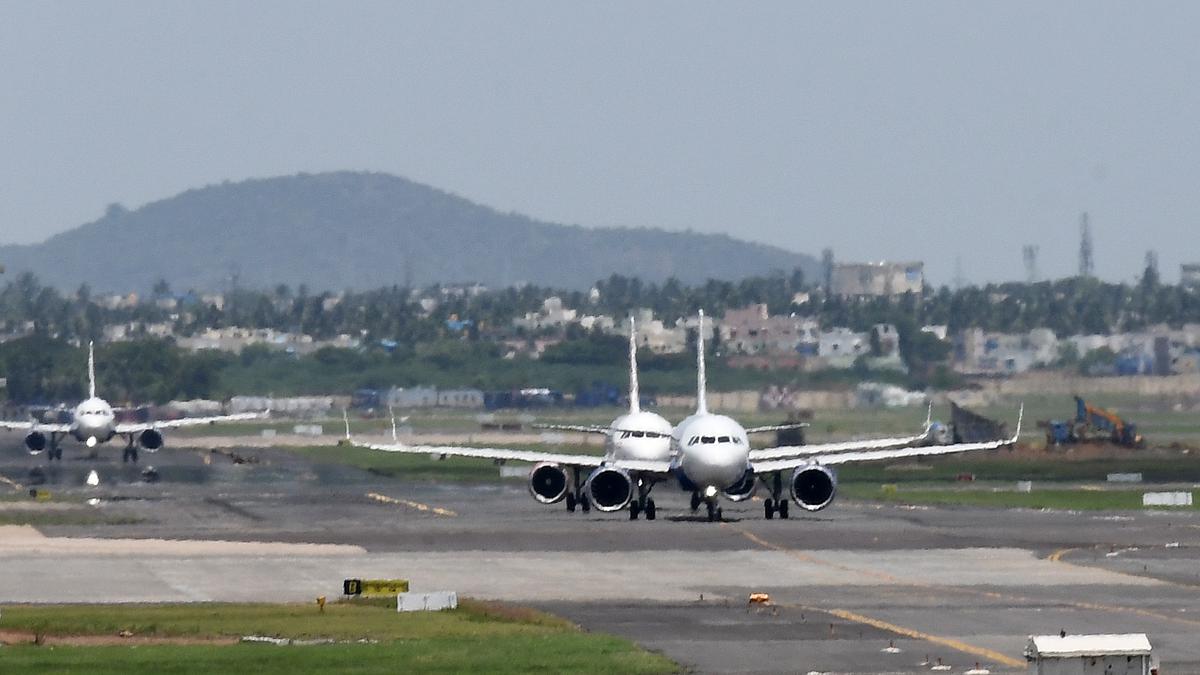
[0,172,818,292]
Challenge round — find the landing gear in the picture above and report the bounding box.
[122,442,138,463]
[628,498,657,521]
[630,480,658,521]
[705,500,722,522]
[690,491,701,512]
[763,471,788,519]
[47,434,63,461]
[566,468,585,513]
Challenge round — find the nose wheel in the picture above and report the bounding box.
[705,500,722,522]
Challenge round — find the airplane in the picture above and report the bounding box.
[352,312,1021,521]
[0,342,267,462]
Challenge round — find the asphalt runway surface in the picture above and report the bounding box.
[2,436,1200,673]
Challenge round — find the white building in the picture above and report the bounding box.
[1025,633,1154,675]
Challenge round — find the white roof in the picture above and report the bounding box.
[1027,634,1152,657]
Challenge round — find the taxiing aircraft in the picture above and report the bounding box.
[353,312,1020,521]
[0,342,267,462]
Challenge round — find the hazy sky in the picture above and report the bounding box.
[2,1,1199,285]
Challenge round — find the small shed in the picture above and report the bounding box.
[1025,633,1155,675]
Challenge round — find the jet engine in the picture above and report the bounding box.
[790,465,837,512]
[583,466,633,512]
[528,462,570,504]
[25,431,46,455]
[723,468,757,502]
[139,429,164,451]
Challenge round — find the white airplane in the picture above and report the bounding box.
[0,342,267,462]
[353,312,1020,521]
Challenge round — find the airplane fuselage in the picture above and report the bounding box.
[605,410,673,462]
[70,397,116,447]
[672,412,751,493]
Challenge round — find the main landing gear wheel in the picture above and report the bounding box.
[645,499,656,521]
[566,493,577,512]
[123,445,139,463]
[764,499,775,520]
[580,495,591,513]
[690,492,701,512]
[629,500,641,520]
[778,500,789,519]
[50,446,62,461]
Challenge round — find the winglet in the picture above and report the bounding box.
[1011,402,1024,443]
[696,310,708,415]
[389,405,398,441]
[342,408,351,441]
[924,402,933,432]
[87,341,96,399]
[628,316,640,414]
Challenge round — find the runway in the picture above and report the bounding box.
[3,438,1200,673]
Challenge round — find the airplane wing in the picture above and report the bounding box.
[530,423,611,435]
[748,429,934,461]
[115,410,269,433]
[743,423,810,434]
[751,406,1022,474]
[354,440,673,475]
[0,420,71,433]
[749,403,935,461]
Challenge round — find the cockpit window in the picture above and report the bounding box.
[701,436,715,444]
[717,436,730,443]
[632,431,644,438]
[689,436,699,446]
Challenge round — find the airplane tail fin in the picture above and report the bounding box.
[696,310,708,414]
[87,341,96,399]
[628,316,640,414]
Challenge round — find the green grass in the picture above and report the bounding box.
[285,445,527,482]
[0,601,677,674]
[0,637,673,674]
[842,484,1200,511]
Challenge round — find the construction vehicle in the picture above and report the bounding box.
[1040,396,1143,447]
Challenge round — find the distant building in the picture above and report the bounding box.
[719,304,818,356]
[1183,263,1200,291]
[831,261,924,299]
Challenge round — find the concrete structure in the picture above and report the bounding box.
[513,296,578,331]
[831,261,924,299]
[1183,263,1200,292]
[719,304,819,357]
[1025,633,1154,674]
[818,327,869,367]
[435,389,484,409]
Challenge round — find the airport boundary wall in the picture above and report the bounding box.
[983,372,1200,397]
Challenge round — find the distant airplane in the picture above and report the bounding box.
[353,313,1019,521]
[0,342,267,462]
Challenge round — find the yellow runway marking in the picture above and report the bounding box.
[1047,547,1076,562]
[825,606,1027,668]
[366,492,457,517]
[732,525,1200,633]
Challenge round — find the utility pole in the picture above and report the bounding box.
[952,256,966,290]
[1078,212,1094,278]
